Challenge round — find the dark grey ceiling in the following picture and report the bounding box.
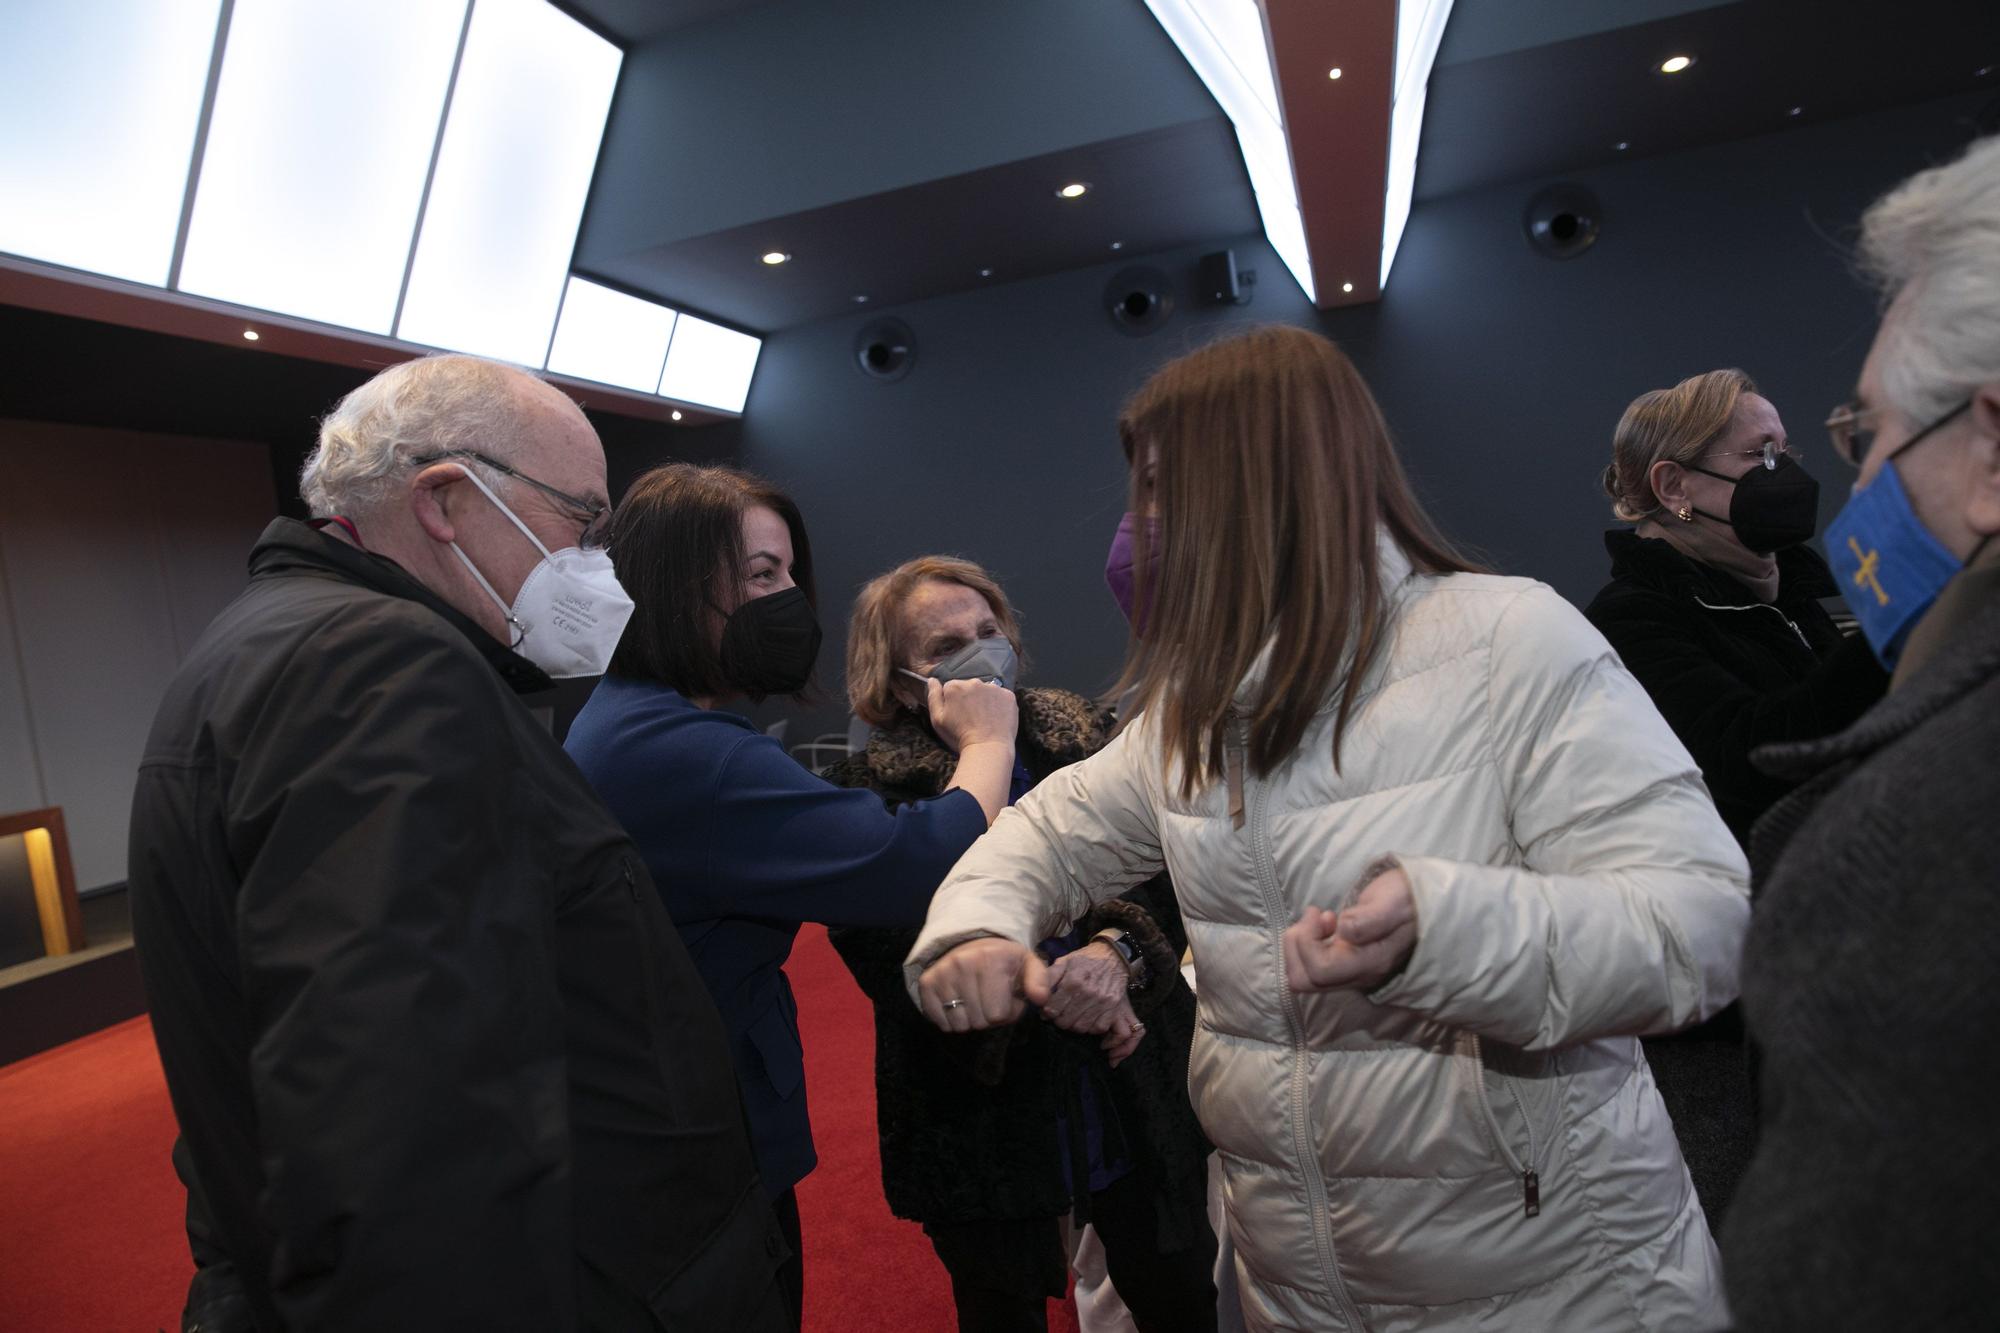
[585,119,1256,332]
[554,0,776,44]
[561,0,2000,335]
[569,0,1251,333]
[1416,0,2000,201]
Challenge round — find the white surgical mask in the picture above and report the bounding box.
[445,467,634,679]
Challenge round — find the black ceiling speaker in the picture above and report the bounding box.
[1523,183,1602,259]
[853,317,916,382]
[1105,265,1174,336]
[1198,249,1241,304]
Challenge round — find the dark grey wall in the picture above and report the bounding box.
[734,90,1996,737]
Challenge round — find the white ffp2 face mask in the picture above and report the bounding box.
[445,467,635,679]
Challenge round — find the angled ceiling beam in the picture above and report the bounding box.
[1263,0,1396,306]
[1145,0,1455,308]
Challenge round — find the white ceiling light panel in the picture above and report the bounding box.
[395,0,622,365]
[546,277,678,393]
[176,0,468,332]
[658,314,761,415]
[0,0,222,285]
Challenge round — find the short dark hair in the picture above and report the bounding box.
[607,463,817,700]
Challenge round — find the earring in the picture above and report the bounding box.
[1676,506,1693,523]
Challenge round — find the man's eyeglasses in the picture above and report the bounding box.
[1698,438,1801,471]
[1823,402,1880,468]
[411,450,613,550]
[1825,398,1970,469]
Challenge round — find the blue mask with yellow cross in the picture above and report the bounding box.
[1824,455,1964,669]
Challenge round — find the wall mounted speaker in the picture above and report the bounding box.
[1197,250,1240,305]
[1523,183,1602,259]
[853,317,916,381]
[1105,266,1174,336]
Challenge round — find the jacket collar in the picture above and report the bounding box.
[863,686,1108,794]
[1602,528,1836,609]
[1891,540,2000,692]
[249,517,553,694]
[1756,581,2000,782]
[1232,531,1415,708]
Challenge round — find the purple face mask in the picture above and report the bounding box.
[1103,512,1159,625]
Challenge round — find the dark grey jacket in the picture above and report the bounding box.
[130,520,787,1332]
[1722,582,2000,1331]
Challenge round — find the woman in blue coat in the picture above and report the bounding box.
[565,463,1018,1328]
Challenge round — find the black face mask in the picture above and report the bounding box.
[1685,453,1821,554]
[719,586,821,698]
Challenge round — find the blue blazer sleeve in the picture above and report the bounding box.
[690,732,988,928]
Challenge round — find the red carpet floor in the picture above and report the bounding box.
[0,925,1080,1331]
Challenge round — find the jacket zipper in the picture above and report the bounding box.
[1693,596,1814,651]
[1470,1035,1542,1218]
[1235,718,1366,1329]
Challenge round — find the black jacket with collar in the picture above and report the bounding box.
[1721,579,2000,1331]
[1583,530,1889,1226]
[1583,529,1888,847]
[820,689,1212,1248]
[129,519,787,1331]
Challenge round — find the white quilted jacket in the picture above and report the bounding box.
[908,545,1750,1332]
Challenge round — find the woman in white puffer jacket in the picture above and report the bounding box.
[904,327,1749,1332]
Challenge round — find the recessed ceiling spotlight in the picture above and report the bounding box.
[1110,241,1124,251]
[1056,182,1090,199]
[853,294,870,304]
[1327,67,1342,80]
[1977,65,1993,77]
[1341,282,1354,294]
[760,251,791,265]
[670,410,683,421]
[1615,141,1631,151]
[1658,54,1694,74]
[242,329,260,341]
[1787,105,1803,116]
[980,267,994,277]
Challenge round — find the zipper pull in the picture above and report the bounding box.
[1225,744,1246,831]
[1522,1169,1540,1218]
[1225,714,1247,831]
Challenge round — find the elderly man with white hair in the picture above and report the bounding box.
[1721,133,2000,1329]
[129,354,790,1331]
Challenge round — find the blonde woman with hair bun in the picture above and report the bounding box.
[1585,369,1888,1226]
[1588,368,1882,849]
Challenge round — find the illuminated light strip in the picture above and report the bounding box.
[395,0,623,365]
[2,1,759,415]
[1381,0,1455,287]
[0,0,223,285]
[658,312,762,415]
[176,0,469,333]
[546,276,679,394]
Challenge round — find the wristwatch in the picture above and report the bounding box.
[1091,928,1149,990]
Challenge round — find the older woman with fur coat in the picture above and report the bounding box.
[823,556,1217,1333]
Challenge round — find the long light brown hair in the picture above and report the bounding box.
[1111,326,1481,797]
